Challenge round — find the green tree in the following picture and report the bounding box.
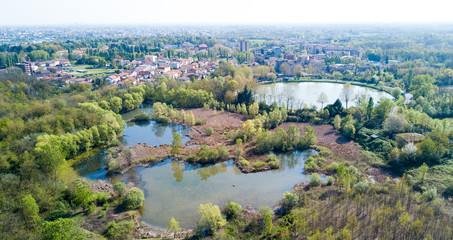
[310,173,321,186]
[105,220,135,240]
[42,218,84,240]
[197,203,226,235]
[259,207,274,235]
[223,201,242,220]
[113,182,127,197]
[391,87,402,99]
[418,163,429,183]
[34,140,66,181]
[171,133,183,155]
[334,115,342,130]
[109,96,123,113]
[122,187,144,210]
[22,194,41,226]
[342,124,356,139]
[168,217,182,232]
[281,191,299,214]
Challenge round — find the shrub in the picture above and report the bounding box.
[324,162,339,173]
[304,161,318,172]
[310,173,321,187]
[105,220,135,240]
[443,184,453,199]
[195,119,206,125]
[217,146,228,160]
[188,145,225,164]
[223,201,243,220]
[240,158,250,166]
[266,154,278,162]
[327,176,335,185]
[168,217,182,232]
[131,113,151,122]
[342,123,356,139]
[422,187,438,201]
[42,218,84,240]
[314,145,332,157]
[113,182,126,197]
[334,115,341,130]
[353,182,369,194]
[204,127,214,136]
[269,160,280,169]
[121,187,144,210]
[253,162,266,168]
[197,203,226,235]
[281,191,299,214]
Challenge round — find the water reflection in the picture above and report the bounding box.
[256,82,392,109]
[171,161,184,182]
[196,162,228,181]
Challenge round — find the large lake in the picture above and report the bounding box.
[255,81,393,109]
[74,105,317,229]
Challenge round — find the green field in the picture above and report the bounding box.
[70,65,115,76]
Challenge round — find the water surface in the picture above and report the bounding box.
[255,81,393,109]
[79,150,316,229]
[75,104,319,229]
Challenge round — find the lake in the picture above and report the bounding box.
[255,81,393,109]
[74,105,318,229]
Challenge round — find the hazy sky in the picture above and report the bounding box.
[1,0,452,26]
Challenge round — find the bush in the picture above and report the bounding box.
[223,201,243,220]
[342,124,356,139]
[281,191,299,214]
[443,184,453,199]
[131,113,151,122]
[204,127,214,136]
[42,218,84,240]
[105,220,135,240]
[422,187,438,201]
[310,173,321,187]
[187,145,226,164]
[113,182,126,197]
[195,119,206,125]
[327,176,335,185]
[217,146,228,160]
[240,158,250,166]
[314,145,332,157]
[353,182,369,194]
[197,203,226,235]
[269,160,280,169]
[253,162,266,168]
[121,187,144,210]
[304,161,318,172]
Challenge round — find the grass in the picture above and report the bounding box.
[407,159,453,194]
[70,65,115,76]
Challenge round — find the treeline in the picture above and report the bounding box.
[212,178,453,239]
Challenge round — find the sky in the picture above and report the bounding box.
[1,0,452,26]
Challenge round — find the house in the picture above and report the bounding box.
[106,74,120,84]
[199,44,208,50]
[163,70,181,79]
[395,133,425,146]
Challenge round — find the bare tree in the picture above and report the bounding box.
[317,92,328,109]
[340,83,354,108]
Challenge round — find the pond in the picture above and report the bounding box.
[255,81,393,109]
[74,105,318,229]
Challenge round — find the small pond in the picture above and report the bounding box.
[255,81,393,108]
[74,105,319,229]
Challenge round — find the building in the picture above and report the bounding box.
[15,62,32,75]
[240,40,250,52]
